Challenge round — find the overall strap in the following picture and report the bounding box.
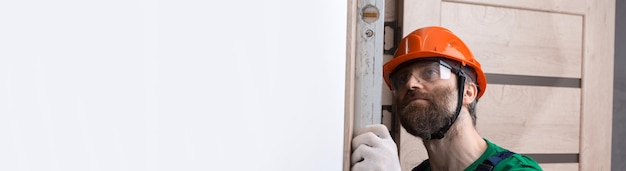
[475,150,516,171]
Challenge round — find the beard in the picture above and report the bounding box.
[397,86,456,140]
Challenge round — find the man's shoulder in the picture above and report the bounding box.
[487,141,542,171]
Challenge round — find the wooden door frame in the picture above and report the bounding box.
[579,0,614,170]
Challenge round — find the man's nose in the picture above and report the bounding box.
[407,75,423,90]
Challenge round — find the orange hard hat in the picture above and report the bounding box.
[383,26,487,98]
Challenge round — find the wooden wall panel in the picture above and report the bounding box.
[540,163,579,171]
[477,85,581,153]
[401,0,441,37]
[444,0,587,14]
[441,2,583,78]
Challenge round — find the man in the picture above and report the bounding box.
[351,26,542,171]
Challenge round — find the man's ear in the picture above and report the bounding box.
[463,82,478,105]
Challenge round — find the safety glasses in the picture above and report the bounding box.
[389,59,454,91]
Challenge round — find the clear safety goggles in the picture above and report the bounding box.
[389,59,454,91]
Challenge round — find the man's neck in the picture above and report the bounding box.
[423,115,487,171]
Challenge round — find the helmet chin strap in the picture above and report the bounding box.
[429,72,466,140]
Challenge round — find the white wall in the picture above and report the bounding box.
[0,0,346,170]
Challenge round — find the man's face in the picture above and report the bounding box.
[391,60,458,140]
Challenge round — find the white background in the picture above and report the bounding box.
[0,0,346,170]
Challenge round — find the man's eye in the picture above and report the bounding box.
[426,69,438,75]
[426,68,440,76]
[422,68,440,81]
[391,73,408,89]
[399,73,410,83]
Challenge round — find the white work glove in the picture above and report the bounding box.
[351,124,401,171]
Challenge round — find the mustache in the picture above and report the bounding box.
[402,90,433,105]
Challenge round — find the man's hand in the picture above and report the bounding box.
[351,124,401,171]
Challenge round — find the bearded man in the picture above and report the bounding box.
[350,26,542,171]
